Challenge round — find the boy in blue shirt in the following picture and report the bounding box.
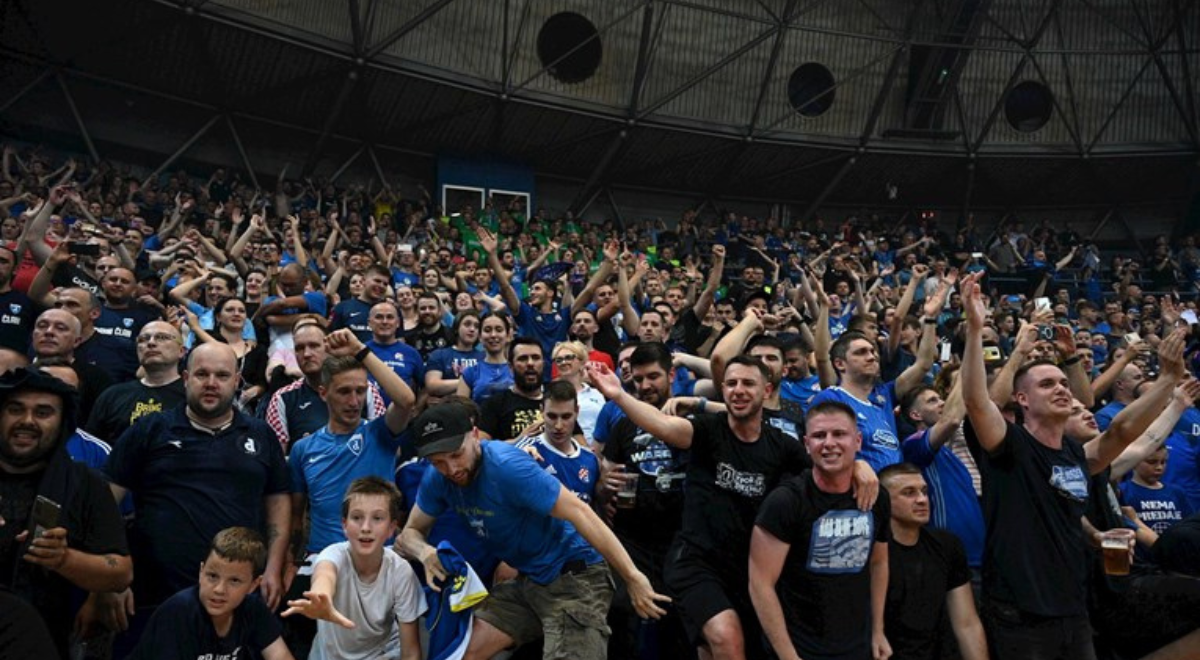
[1121,446,1194,534]
[128,527,292,660]
[515,380,600,505]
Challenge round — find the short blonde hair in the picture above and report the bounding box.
[552,340,588,363]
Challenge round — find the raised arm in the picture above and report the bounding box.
[710,310,764,392]
[928,377,966,451]
[1091,341,1144,401]
[481,228,520,313]
[894,283,947,400]
[572,239,618,316]
[288,215,309,268]
[813,274,838,389]
[1109,377,1200,482]
[1085,328,1188,475]
[989,321,1038,408]
[588,362,694,449]
[694,244,726,320]
[889,264,928,355]
[617,257,641,338]
[325,329,415,434]
[961,271,1007,452]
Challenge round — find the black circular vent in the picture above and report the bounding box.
[787,63,836,117]
[537,13,603,84]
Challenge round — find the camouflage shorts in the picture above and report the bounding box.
[474,561,614,660]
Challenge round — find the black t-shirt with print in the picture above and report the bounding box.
[0,289,37,354]
[755,471,891,660]
[478,389,543,441]
[680,413,809,564]
[85,379,187,444]
[603,415,688,548]
[885,528,971,660]
[964,419,1091,617]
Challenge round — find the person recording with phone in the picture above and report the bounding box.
[0,367,131,659]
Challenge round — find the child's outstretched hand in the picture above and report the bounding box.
[282,591,357,629]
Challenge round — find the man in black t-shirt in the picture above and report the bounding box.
[879,463,987,660]
[750,400,891,660]
[85,321,186,444]
[959,271,1189,660]
[590,355,817,660]
[0,368,131,656]
[479,338,546,441]
[404,290,453,361]
[593,342,691,659]
[0,245,36,355]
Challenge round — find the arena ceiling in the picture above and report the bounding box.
[2,0,1199,211]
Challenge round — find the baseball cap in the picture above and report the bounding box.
[412,402,474,457]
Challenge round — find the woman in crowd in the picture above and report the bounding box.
[425,310,484,403]
[183,297,268,410]
[458,310,514,404]
[396,284,420,333]
[550,339,606,443]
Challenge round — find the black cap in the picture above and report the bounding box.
[412,402,474,458]
[0,367,80,446]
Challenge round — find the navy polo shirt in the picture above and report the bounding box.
[105,406,290,606]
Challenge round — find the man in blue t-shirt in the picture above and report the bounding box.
[363,301,423,403]
[812,321,938,471]
[328,264,391,343]
[899,383,985,570]
[515,380,600,504]
[1094,363,1143,432]
[482,228,568,376]
[398,401,669,660]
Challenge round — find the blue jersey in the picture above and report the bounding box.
[516,436,600,504]
[902,429,985,567]
[416,441,601,585]
[365,339,424,404]
[289,417,408,553]
[391,268,419,289]
[1093,401,1126,432]
[780,376,822,415]
[66,429,111,471]
[396,459,500,583]
[811,382,901,471]
[95,306,158,343]
[1119,480,1193,535]
[426,347,484,380]
[1163,408,1200,512]
[329,298,376,343]
[515,302,569,375]
[461,361,513,405]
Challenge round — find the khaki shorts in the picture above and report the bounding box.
[474,561,614,660]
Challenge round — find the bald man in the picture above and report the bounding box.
[95,266,161,342]
[103,342,291,654]
[31,308,112,423]
[86,321,187,444]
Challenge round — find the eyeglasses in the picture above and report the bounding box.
[553,355,579,364]
[137,333,179,344]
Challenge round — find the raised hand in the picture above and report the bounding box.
[587,362,625,400]
[1157,327,1188,378]
[961,271,987,332]
[478,227,498,255]
[325,329,366,358]
[1174,376,1200,407]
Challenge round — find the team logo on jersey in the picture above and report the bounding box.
[872,394,885,405]
[8,303,20,314]
[348,433,364,456]
[242,437,258,455]
[578,467,590,482]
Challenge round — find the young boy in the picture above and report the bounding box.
[127,527,293,660]
[283,476,426,660]
[1120,446,1194,534]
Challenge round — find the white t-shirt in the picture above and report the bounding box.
[309,543,428,660]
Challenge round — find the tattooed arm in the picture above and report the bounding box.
[261,493,292,610]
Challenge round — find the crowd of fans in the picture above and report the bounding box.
[0,141,1199,660]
